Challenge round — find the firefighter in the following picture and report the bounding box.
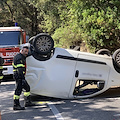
[0,56,3,84]
[12,46,35,110]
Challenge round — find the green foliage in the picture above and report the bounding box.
[0,0,40,36]
[52,26,82,48]
[0,0,120,52]
[66,0,120,52]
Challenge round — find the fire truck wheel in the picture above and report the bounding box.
[113,49,120,68]
[96,49,111,56]
[33,33,54,55]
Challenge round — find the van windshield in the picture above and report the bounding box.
[0,31,21,45]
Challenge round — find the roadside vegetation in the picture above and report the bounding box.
[0,0,120,52]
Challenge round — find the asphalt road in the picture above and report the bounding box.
[1,80,120,120]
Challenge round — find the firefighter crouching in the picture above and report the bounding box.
[12,46,35,110]
[0,56,4,84]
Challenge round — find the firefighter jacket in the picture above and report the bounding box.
[12,53,26,79]
[0,56,3,79]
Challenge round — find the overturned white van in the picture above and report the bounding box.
[25,33,120,99]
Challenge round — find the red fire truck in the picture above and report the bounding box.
[0,27,26,76]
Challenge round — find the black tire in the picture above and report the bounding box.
[113,49,120,68]
[32,51,52,61]
[96,49,111,56]
[33,33,54,55]
[28,36,35,44]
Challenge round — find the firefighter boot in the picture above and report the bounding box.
[24,95,35,107]
[13,99,25,110]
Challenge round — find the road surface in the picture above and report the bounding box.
[1,81,120,120]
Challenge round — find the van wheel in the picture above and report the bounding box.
[33,33,54,55]
[28,36,35,44]
[96,49,111,56]
[32,51,52,61]
[113,49,120,68]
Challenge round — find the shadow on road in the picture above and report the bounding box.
[95,87,120,98]
[1,82,120,120]
[30,87,120,102]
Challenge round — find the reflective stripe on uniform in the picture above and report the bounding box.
[13,95,20,99]
[12,63,25,68]
[0,66,3,69]
[12,63,17,68]
[0,76,3,79]
[16,64,25,67]
[12,63,17,72]
[12,63,25,72]
[24,92,30,97]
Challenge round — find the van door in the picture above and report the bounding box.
[69,53,110,98]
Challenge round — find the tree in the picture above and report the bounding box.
[66,0,120,52]
[0,0,15,26]
[0,0,120,52]
[0,0,40,36]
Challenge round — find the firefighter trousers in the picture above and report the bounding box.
[14,73,30,96]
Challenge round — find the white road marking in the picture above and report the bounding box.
[47,102,64,120]
[35,101,64,120]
